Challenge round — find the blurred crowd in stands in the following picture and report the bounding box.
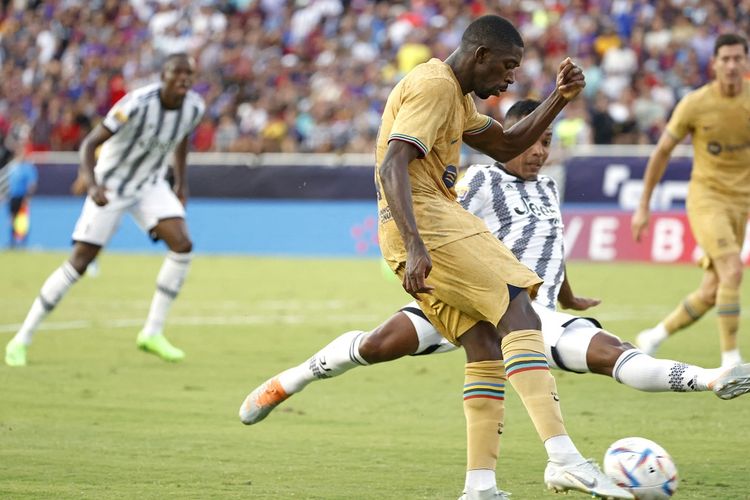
[0,0,748,159]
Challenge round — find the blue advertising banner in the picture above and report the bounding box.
[1,197,381,257]
[563,155,693,210]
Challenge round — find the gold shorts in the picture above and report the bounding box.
[388,232,541,344]
[687,186,749,267]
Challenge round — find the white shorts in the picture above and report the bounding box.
[71,179,185,246]
[404,301,604,373]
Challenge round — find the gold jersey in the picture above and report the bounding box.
[666,80,750,199]
[375,58,493,263]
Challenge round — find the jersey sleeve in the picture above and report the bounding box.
[463,96,493,136]
[665,93,694,141]
[456,166,488,213]
[101,93,139,134]
[387,77,454,158]
[187,96,206,133]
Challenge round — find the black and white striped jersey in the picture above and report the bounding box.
[95,82,205,196]
[457,162,565,310]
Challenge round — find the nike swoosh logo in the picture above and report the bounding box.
[564,471,597,489]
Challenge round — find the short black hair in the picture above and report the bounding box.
[504,99,541,125]
[162,52,191,68]
[461,15,524,52]
[714,33,748,55]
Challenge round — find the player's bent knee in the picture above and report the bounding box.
[358,331,410,364]
[69,243,101,274]
[170,238,193,254]
[499,296,541,334]
[586,332,628,376]
[460,322,502,361]
[698,287,717,306]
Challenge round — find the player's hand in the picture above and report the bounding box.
[556,57,585,101]
[631,207,650,242]
[70,175,88,196]
[174,183,189,206]
[560,295,601,311]
[88,185,109,206]
[403,241,434,301]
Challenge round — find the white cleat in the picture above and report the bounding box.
[710,363,750,400]
[238,377,290,425]
[545,459,634,499]
[635,327,663,356]
[458,487,511,500]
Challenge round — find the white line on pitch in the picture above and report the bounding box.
[0,313,382,334]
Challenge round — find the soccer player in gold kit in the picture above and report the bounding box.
[632,34,750,369]
[372,15,628,500]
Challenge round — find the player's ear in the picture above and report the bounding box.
[474,45,490,64]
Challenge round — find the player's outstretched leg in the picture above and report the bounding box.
[608,346,750,400]
[5,261,82,367]
[239,330,369,424]
[137,251,192,362]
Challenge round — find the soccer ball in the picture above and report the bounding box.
[603,437,678,500]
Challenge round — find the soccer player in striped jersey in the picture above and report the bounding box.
[5,53,205,366]
[240,99,750,494]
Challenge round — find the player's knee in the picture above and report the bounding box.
[722,267,743,287]
[698,287,717,306]
[460,323,502,361]
[358,331,401,364]
[69,244,99,274]
[499,297,541,333]
[170,238,193,254]
[587,333,628,375]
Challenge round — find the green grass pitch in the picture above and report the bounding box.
[1,251,749,499]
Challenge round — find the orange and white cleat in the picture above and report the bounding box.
[239,377,290,425]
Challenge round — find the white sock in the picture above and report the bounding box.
[544,434,584,466]
[141,251,191,338]
[278,330,368,394]
[613,348,722,392]
[721,349,743,369]
[645,322,668,342]
[464,469,496,491]
[12,261,80,345]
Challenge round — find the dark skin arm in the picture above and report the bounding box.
[78,124,114,206]
[172,136,189,205]
[464,58,584,162]
[378,140,435,300]
[557,264,601,311]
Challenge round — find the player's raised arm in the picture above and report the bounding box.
[463,58,585,162]
[78,123,114,206]
[378,140,434,299]
[631,131,680,242]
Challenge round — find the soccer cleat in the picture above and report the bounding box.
[545,459,634,499]
[635,327,663,356]
[136,331,185,362]
[239,377,289,425]
[710,363,750,400]
[458,487,511,500]
[5,339,27,367]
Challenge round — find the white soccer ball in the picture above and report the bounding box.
[603,437,678,500]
